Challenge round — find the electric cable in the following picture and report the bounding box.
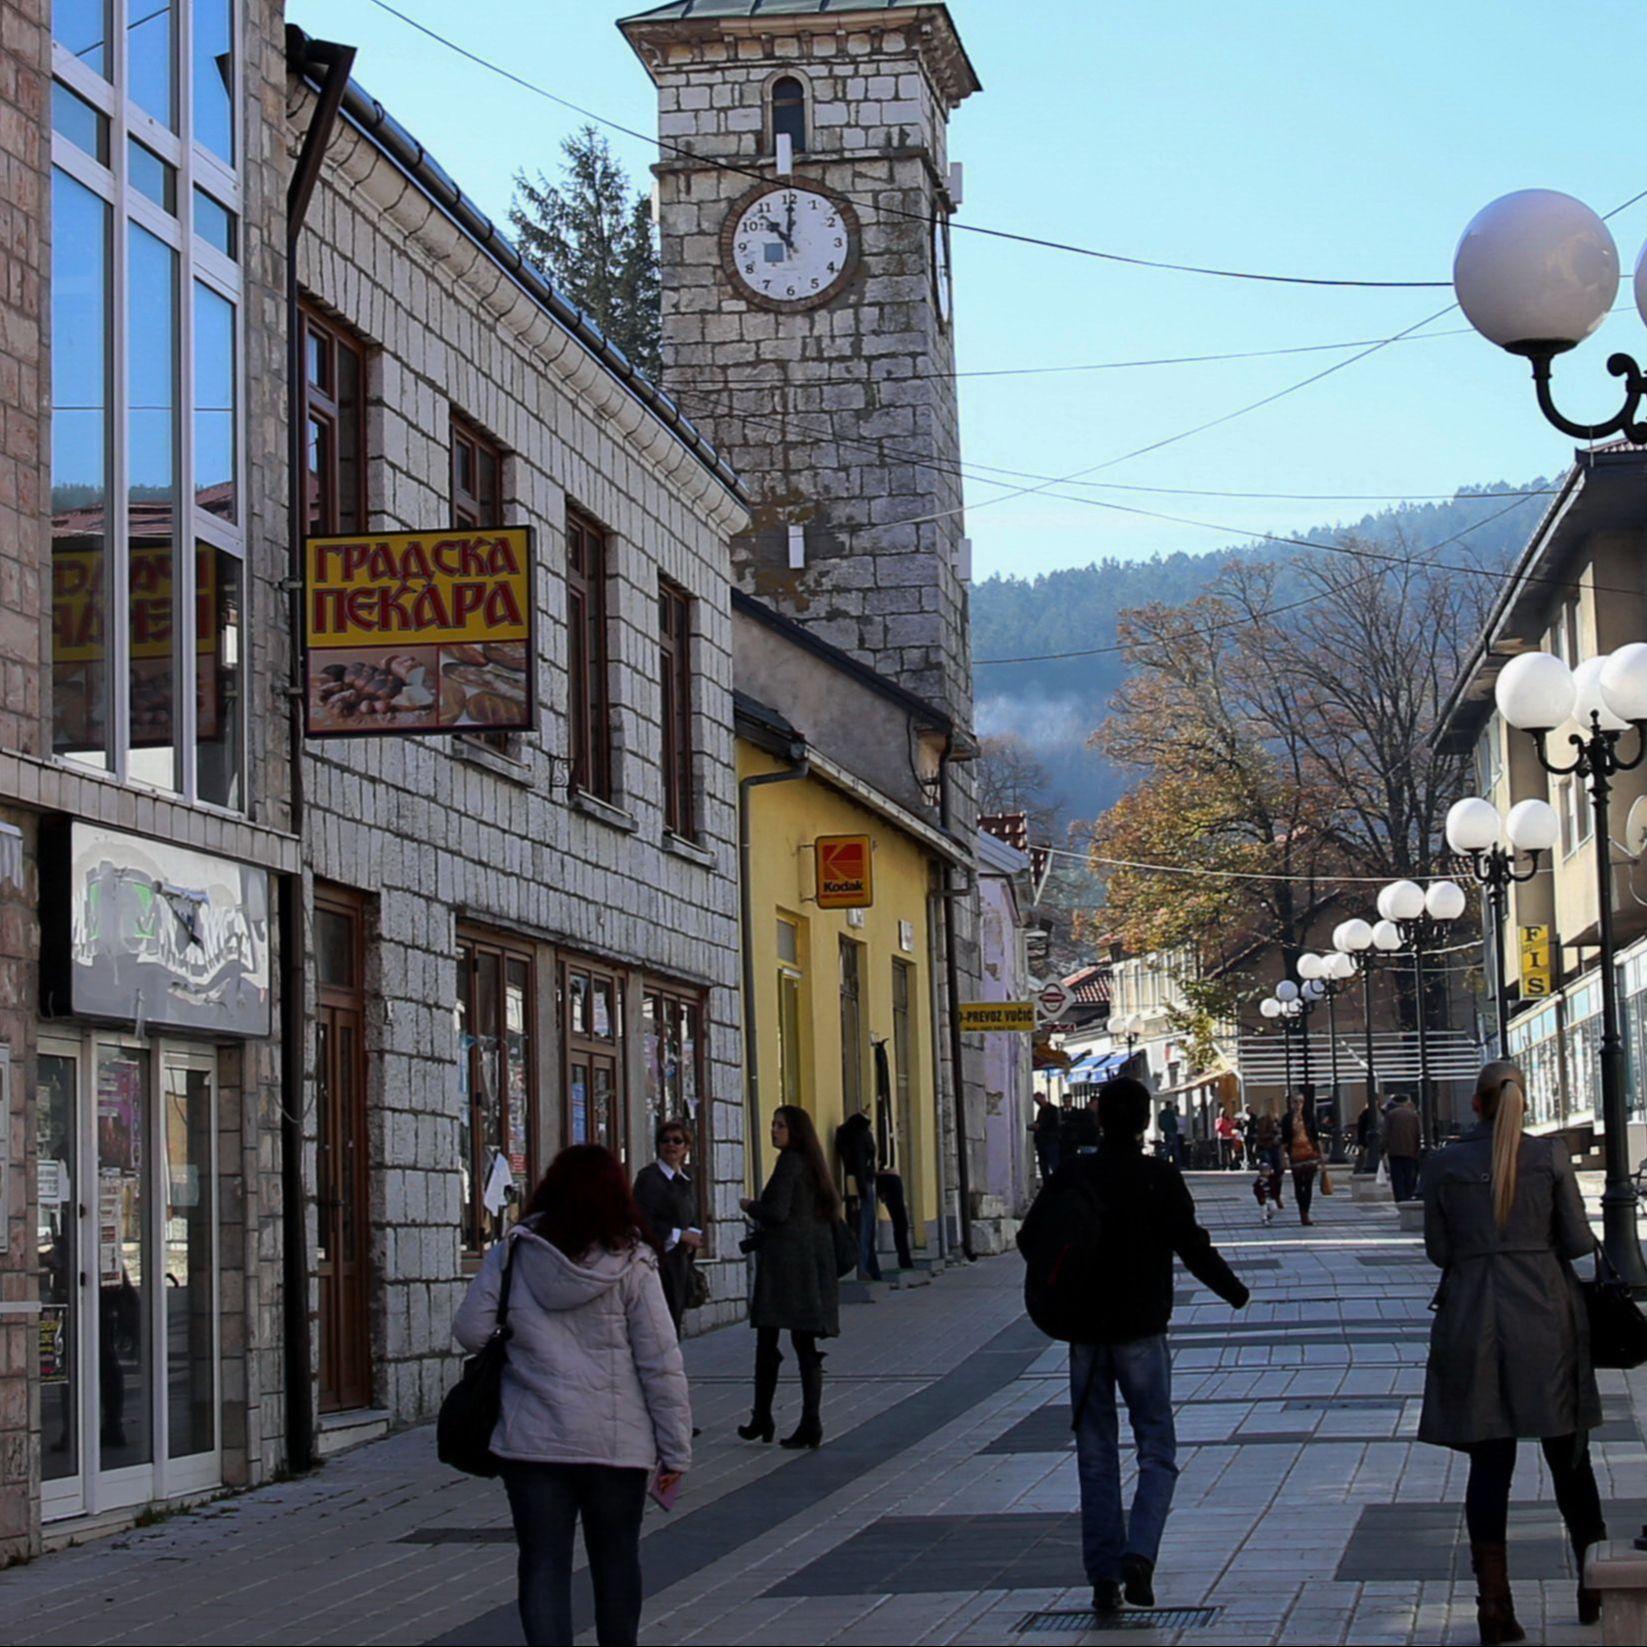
[364,0,1449,290]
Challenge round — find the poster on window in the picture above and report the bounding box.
[303,527,535,737]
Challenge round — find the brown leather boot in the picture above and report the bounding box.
[1471,1542,1526,1646]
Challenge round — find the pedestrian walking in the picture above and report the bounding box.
[1355,1095,1380,1173]
[1214,1110,1240,1169]
[738,1105,841,1450]
[1284,1089,1322,1226]
[1253,1160,1280,1224]
[1157,1102,1183,1168]
[1017,1077,1250,1616]
[1253,1109,1285,1207]
[1242,1106,1261,1168]
[632,1119,702,1335]
[1033,1093,1062,1182]
[835,1106,882,1281]
[1384,1093,1422,1202]
[451,1146,691,1647]
[1420,1060,1605,1644]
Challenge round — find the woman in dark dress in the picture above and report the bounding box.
[1420,1060,1605,1645]
[633,1118,701,1334]
[737,1105,840,1450]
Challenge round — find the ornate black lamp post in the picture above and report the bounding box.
[1488,647,1647,1288]
[1301,949,1361,1162]
[1445,796,1560,1051]
[1332,918,1401,1139]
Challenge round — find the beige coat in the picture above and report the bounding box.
[453,1225,692,1473]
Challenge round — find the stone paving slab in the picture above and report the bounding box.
[1,1175,1643,1646]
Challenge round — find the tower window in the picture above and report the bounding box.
[771,76,808,154]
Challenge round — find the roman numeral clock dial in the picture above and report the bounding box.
[721,182,862,313]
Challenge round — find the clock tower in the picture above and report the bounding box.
[620,0,981,726]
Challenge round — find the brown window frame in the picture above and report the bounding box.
[659,579,694,838]
[559,952,627,1163]
[450,412,503,531]
[301,303,367,535]
[458,926,538,1260]
[643,982,709,1228]
[771,74,808,154]
[566,508,611,799]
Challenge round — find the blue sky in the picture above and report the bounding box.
[292,0,1647,581]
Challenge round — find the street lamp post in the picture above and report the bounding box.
[1445,797,1559,1052]
[1374,879,1465,1147]
[1304,949,1361,1163]
[1488,645,1647,1288]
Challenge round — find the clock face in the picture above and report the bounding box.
[722,184,860,312]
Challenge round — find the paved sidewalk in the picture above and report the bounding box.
[1,1171,1641,1646]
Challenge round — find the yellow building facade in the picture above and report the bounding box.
[739,742,946,1253]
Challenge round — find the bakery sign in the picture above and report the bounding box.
[304,527,535,737]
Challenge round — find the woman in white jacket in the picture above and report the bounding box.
[454,1145,692,1647]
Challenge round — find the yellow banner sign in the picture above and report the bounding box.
[816,834,873,909]
[959,1001,1036,1033]
[1519,923,1552,998]
[304,527,534,737]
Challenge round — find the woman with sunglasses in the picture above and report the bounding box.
[634,1118,703,1334]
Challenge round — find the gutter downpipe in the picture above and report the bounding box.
[938,742,976,1262]
[282,33,356,1477]
[738,745,810,1216]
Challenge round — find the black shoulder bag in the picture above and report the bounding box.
[438,1237,518,1477]
[1582,1241,1647,1370]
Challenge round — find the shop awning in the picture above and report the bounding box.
[1070,1051,1126,1084]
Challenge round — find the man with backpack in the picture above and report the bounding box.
[1017,1077,1250,1616]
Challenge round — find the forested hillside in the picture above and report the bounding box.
[970,481,1550,829]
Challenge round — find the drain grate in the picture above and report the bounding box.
[1017,1607,1222,1633]
[399,1527,513,1544]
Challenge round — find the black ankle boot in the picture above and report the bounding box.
[738,1343,781,1443]
[782,1349,824,1448]
[1572,1527,1605,1626]
[1122,1554,1155,1608]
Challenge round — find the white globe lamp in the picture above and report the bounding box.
[1453,190,1619,353]
[1372,919,1403,952]
[1504,797,1560,854]
[1297,952,1324,981]
[1303,978,1326,1001]
[1275,979,1299,1004]
[1335,917,1374,953]
[1328,951,1357,981]
[1496,650,1576,733]
[1426,879,1468,922]
[1260,998,1281,1020]
[1572,655,1630,733]
[1600,642,1647,725]
[1446,797,1502,855]
[1378,880,1426,923]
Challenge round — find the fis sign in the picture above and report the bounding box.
[1519,923,1552,998]
[815,835,873,909]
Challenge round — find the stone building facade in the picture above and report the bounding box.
[290,46,749,1438]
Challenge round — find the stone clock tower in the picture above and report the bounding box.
[620,0,981,726]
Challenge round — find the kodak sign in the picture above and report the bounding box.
[816,834,873,910]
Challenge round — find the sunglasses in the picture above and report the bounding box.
[661,1136,687,1146]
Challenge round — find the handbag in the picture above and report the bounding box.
[437,1236,518,1477]
[686,1262,711,1311]
[832,1217,857,1279]
[1582,1242,1647,1370]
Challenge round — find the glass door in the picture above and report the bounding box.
[37,1040,84,1522]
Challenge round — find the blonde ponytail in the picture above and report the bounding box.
[1489,1077,1527,1228]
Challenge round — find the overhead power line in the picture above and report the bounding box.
[364,0,1449,291]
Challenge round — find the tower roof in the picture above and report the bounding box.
[620,0,980,105]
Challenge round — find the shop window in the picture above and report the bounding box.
[659,580,694,836]
[49,3,247,805]
[566,508,611,798]
[302,305,366,536]
[459,929,537,1257]
[643,986,707,1223]
[777,917,804,1109]
[561,954,625,1160]
[771,74,808,153]
[840,937,866,1117]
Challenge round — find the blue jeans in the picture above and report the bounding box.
[1070,1335,1178,1584]
[501,1461,648,1646]
[856,1183,882,1280]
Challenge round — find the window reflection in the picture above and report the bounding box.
[54,0,110,77]
[193,281,235,519]
[164,1063,215,1460]
[52,81,108,161]
[195,546,241,809]
[128,0,175,130]
[51,169,110,770]
[193,189,236,259]
[127,138,176,213]
[192,0,233,163]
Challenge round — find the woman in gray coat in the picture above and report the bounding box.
[737,1104,841,1449]
[1420,1060,1605,1646]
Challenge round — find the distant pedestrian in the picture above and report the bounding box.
[633,1119,702,1335]
[1242,1106,1261,1168]
[1284,1089,1322,1226]
[1355,1096,1380,1173]
[1157,1103,1183,1168]
[1017,1077,1249,1616]
[1420,1061,1605,1644]
[1384,1094,1422,1202]
[452,1146,690,1647]
[835,1107,882,1281]
[1253,1161,1281,1224]
[1033,1094,1062,1182]
[1253,1109,1284,1207]
[738,1105,841,1450]
[1215,1110,1240,1169]
[1060,1094,1100,1158]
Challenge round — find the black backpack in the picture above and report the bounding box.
[1016,1160,1113,1345]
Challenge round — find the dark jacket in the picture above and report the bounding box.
[835,1112,877,1197]
[1383,1102,1422,1160]
[1017,1140,1249,1343]
[1419,1124,1601,1447]
[747,1148,840,1337]
[633,1161,697,1329]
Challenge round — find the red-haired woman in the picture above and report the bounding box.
[737,1105,841,1449]
[453,1145,691,1647]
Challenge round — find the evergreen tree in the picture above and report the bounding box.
[509,127,662,378]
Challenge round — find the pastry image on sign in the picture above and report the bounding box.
[304,527,535,738]
[815,834,873,909]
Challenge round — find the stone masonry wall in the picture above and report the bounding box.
[294,98,748,1425]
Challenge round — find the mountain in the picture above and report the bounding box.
[969,481,1550,830]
